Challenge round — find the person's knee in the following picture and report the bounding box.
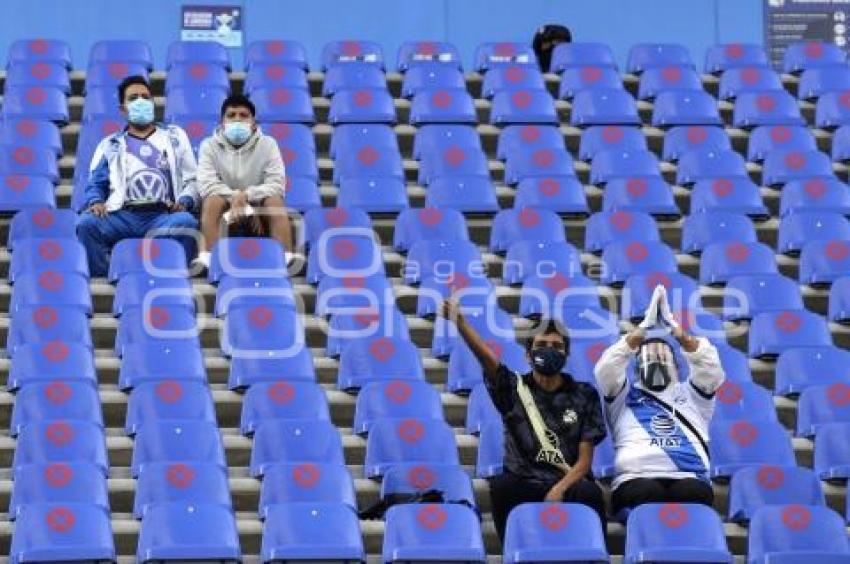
[169,211,199,230]
[202,195,228,217]
[76,213,101,238]
[261,195,285,209]
[670,478,714,505]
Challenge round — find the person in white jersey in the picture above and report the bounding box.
[594,285,725,516]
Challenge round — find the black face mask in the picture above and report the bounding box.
[531,347,567,377]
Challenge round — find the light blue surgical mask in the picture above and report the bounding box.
[126,98,155,126]
[223,121,252,146]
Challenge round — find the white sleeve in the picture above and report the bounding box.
[593,336,635,399]
[684,337,725,396]
[175,127,200,206]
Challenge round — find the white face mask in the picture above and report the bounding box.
[223,121,252,145]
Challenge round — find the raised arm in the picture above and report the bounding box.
[439,298,500,383]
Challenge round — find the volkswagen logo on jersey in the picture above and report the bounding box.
[127,169,169,203]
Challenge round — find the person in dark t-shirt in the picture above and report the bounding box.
[439,299,607,543]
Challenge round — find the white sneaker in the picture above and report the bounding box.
[192,251,211,271]
[285,251,303,267]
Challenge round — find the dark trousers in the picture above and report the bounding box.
[612,477,714,515]
[488,472,607,544]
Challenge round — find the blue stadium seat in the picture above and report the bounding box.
[466,384,500,434]
[10,380,102,437]
[7,341,95,391]
[302,206,372,250]
[504,502,609,563]
[382,463,475,506]
[118,340,206,391]
[401,64,465,98]
[249,87,315,123]
[621,272,699,321]
[354,380,444,435]
[284,176,321,211]
[716,343,754,382]
[8,208,77,248]
[763,150,834,187]
[799,67,850,100]
[783,41,846,73]
[482,65,545,98]
[748,309,832,358]
[590,148,660,184]
[220,303,301,357]
[504,146,574,185]
[713,380,777,422]
[559,66,623,99]
[718,66,782,100]
[690,177,769,218]
[624,503,731,563]
[327,305,410,354]
[748,504,850,563]
[393,207,468,252]
[265,121,316,153]
[0,175,55,213]
[432,305,515,358]
[489,208,566,253]
[749,125,817,162]
[208,237,287,284]
[829,276,850,322]
[815,422,850,479]
[551,42,617,72]
[306,232,384,285]
[85,62,148,93]
[579,125,647,161]
[419,145,488,185]
[5,62,70,95]
[570,88,641,126]
[113,274,193,317]
[11,271,92,316]
[474,42,536,71]
[490,89,558,125]
[89,40,153,69]
[662,126,730,162]
[734,90,806,128]
[676,149,748,186]
[383,503,485,563]
[652,90,723,127]
[323,63,386,97]
[397,41,462,72]
[328,88,396,124]
[365,418,458,478]
[259,464,356,515]
[723,273,804,321]
[169,116,216,154]
[680,211,756,254]
[244,63,308,95]
[417,275,494,319]
[519,273,600,318]
[638,65,702,100]
[136,503,240,562]
[414,124,480,159]
[107,238,188,282]
[832,125,850,162]
[163,87,227,122]
[240,381,329,435]
[0,145,59,184]
[166,40,229,69]
[115,305,198,356]
[251,419,344,477]
[164,62,230,94]
[13,420,108,475]
[410,89,477,124]
[315,273,394,317]
[7,304,92,354]
[322,40,384,70]
[404,239,483,285]
[776,346,850,396]
[80,87,120,122]
[9,503,115,564]
[447,340,530,393]
[705,44,768,73]
[261,503,364,562]
[777,211,850,254]
[425,176,500,212]
[710,419,796,479]
[131,420,225,478]
[699,241,777,285]
[134,462,231,519]
[797,383,850,437]
[498,125,566,161]
[334,144,403,184]
[599,240,678,285]
[592,435,617,479]
[602,176,680,217]
[585,210,660,253]
[8,39,72,68]
[627,43,693,73]
[801,238,850,286]
[728,465,825,522]
[338,177,410,212]
[9,462,108,518]
[515,175,588,213]
[245,40,308,70]
[503,239,582,285]
[125,380,216,436]
[337,336,424,391]
[275,142,319,181]
[228,349,316,390]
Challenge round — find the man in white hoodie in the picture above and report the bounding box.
[195,94,295,268]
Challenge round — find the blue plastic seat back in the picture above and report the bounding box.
[474,42,536,71]
[228,348,316,390]
[404,239,483,285]
[676,149,747,185]
[798,67,850,100]
[602,182,677,224]
[783,41,847,73]
[817,91,850,128]
[7,341,96,391]
[489,207,566,253]
[208,237,287,283]
[401,64,465,98]
[383,504,485,562]
[410,88,477,124]
[393,207,468,253]
[748,504,850,563]
[251,419,344,477]
[334,144,403,183]
[515,175,588,214]
[414,124,480,160]
[125,380,216,436]
[591,148,661,184]
[8,304,92,354]
[261,502,364,562]
[482,65,545,98]
[10,380,102,437]
[323,63,387,97]
[763,150,834,187]
[652,90,722,127]
[166,40,229,69]
[425,175,500,212]
[397,41,462,72]
[221,303,302,357]
[354,380,444,435]
[328,87,396,124]
[504,146,574,185]
[322,40,384,70]
[829,276,850,321]
[133,462,231,519]
[498,124,564,160]
[699,241,778,285]
[306,232,384,285]
[690,177,768,217]
[417,275,494,318]
[337,336,425,391]
[816,422,850,480]
[624,503,731,563]
[432,305,515,358]
[164,62,230,94]
[570,88,641,126]
[365,417,459,478]
[715,343,753,382]
[503,238,582,285]
[832,125,850,161]
[13,420,108,475]
[9,39,72,68]
[599,240,678,285]
[776,346,850,396]
[107,237,188,281]
[778,211,850,254]
[466,384,500,434]
[259,464,356,515]
[169,116,216,155]
[627,43,693,73]
[419,145,488,185]
[519,273,600,319]
[328,304,410,353]
[723,273,804,321]
[551,42,617,72]
[118,340,206,391]
[681,211,756,254]
[9,462,109,518]
[131,420,225,477]
[718,66,782,100]
[734,90,805,128]
[136,502,240,562]
[559,66,624,100]
[447,339,530,393]
[89,40,153,69]
[476,420,505,478]
[709,419,796,478]
[0,178,56,215]
[621,272,698,321]
[113,274,194,317]
[11,270,92,316]
[6,62,70,94]
[748,309,833,358]
[584,210,660,253]
[240,380,329,435]
[504,502,609,564]
[797,383,850,438]
[490,89,558,125]
[163,87,227,121]
[249,86,315,123]
[705,44,768,73]
[579,125,646,161]
[10,502,115,564]
[0,145,59,184]
[748,125,817,161]
[662,125,730,161]
[638,65,702,100]
[115,305,198,356]
[244,63,308,95]
[80,87,121,123]
[2,86,69,123]
[302,207,372,250]
[728,465,825,522]
[381,463,475,506]
[713,380,778,423]
[800,238,850,285]
[245,40,308,70]
[315,273,395,318]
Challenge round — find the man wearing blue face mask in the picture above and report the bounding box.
[194,94,295,270]
[77,75,200,277]
[439,299,608,544]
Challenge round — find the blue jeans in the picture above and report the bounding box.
[77,208,199,277]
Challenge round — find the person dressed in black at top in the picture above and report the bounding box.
[533,24,572,72]
[439,298,607,543]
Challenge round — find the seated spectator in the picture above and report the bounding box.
[440,299,607,543]
[594,286,725,517]
[194,94,295,269]
[77,76,200,277]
